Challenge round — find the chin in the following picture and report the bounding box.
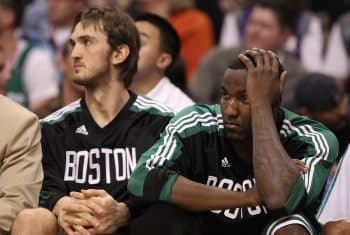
[224,131,247,142]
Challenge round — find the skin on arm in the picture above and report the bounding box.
[171,160,307,211]
[240,49,302,210]
[171,175,261,211]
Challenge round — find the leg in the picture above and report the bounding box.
[322,220,350,235]
[11,208,59,235]
[130,203,202,235]
[263,214,318,235]
[275,224,310,235]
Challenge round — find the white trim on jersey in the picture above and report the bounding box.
[41,99,81,123]
[265,214,313,235]
[280,119,329,193]
[135,96,174,113]
[146,111,223,169]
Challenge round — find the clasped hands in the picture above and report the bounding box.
[56,189,130,235]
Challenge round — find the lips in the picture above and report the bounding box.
[224,122,240,129]
[73,63,84,68]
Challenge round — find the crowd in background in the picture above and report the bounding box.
[1,0,350,110]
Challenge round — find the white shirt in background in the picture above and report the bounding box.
[146,77,194,112]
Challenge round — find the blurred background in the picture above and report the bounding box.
[0,0,350,117]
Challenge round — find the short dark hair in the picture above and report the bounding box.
[228,52,285,78]
[72,7,140,88]
[295,73,343,111]
[134,13,180,68]
[254,0,296,30]
[0,0,26,28]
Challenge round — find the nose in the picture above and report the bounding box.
[224,98,239,118]
[70,44,82,60]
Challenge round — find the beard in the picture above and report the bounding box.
[73,61,111,87]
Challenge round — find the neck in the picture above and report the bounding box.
[130,71,163,96]
[85,72,130,128]
[0,29,17,59]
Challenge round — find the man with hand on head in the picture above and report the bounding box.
[128,48,338,235]
[11,7,173,235]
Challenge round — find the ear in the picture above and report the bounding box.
[279,70,287,94]
[156,53,172,71]
[111,44,130,66]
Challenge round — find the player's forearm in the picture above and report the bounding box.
[170,176,260,211]
[250,103,300,210]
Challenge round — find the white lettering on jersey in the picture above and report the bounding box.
[64,147,137,184]
[206,176,268,220]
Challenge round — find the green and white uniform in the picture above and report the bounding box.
[128,105,339,234]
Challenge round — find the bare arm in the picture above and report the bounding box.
[240,49,301,210]
[171,176,260,211]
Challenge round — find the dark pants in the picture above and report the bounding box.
[130,203,203,235]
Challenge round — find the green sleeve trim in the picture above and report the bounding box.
[284,176,305,214]
[160,174,179,201]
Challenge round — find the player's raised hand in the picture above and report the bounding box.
[238,48,287,106]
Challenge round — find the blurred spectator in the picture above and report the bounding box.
[295,73,350,158]
[59,41,84,106]
[190,0,305,108]
[22,0,48,43]
[0,95,43,234]
[165,56,189,95]
[136,0,171,18]
[283,0,324,73]
[168,0,215,82]
[322,11,350,84]
[0,0,60,118]
[0,47,10,95]
[218,0,242,48]
[46,0,85,52]
[131,13,194,112]
[217,0,324,73]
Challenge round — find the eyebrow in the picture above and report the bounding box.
[69,35,96,44]
[220,86,246,95]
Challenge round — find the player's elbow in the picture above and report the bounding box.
[263,195,287,211]
[127,175,141,197]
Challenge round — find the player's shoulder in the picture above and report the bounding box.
[281,108,331,132]
[130,95,175,117]
[280,108,338,146]
[165,104,223,137]
[40,99,82,127]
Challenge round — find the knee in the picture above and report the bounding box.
[16,208,53,223]
[275,224,310,235]
[322,220,350,235]
[13,208,55,228]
